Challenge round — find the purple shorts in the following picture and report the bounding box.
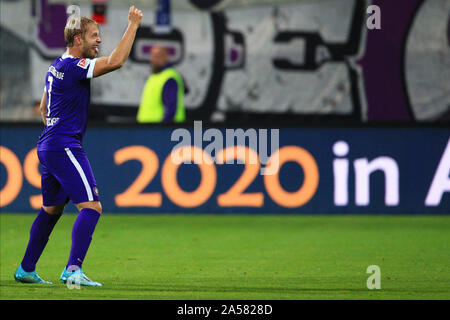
[38,148,100,206]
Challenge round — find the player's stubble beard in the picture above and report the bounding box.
[82,46,98,59]
[81,38,99,59]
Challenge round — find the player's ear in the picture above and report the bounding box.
[73,34,82,46]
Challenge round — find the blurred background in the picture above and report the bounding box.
[1,0,448,123]
[0,0,449,215]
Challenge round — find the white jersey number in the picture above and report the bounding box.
[46,75,53,117]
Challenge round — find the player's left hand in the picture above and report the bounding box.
[128,6,143,27]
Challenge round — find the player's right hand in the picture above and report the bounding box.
[128,6,143,26]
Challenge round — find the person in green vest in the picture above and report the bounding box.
[137,45,187,123]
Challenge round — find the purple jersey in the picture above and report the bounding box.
[37,53,97,151]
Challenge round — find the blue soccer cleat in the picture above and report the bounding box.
[14,265,52,284]
[60,267,102,287]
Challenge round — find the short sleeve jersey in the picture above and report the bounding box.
[37,53,97,151]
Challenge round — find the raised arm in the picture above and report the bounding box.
[93,6,142,77]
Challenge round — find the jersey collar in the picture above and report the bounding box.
[61,53,75,59]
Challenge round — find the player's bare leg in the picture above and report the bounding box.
[43,204,66,215]
[76,201,102,214]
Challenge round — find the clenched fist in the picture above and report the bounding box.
[128,6,143,26]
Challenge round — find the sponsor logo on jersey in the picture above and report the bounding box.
[46,117,60,126]
[77,58,88,69]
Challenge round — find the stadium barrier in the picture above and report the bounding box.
[1,124,449,214]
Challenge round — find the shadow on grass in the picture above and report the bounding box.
[97,283,449,295]
[2,281,448,300]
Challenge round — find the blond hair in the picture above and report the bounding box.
[64,16,97,47]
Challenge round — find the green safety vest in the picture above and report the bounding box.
[137,67,186,123]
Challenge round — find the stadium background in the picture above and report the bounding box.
[1,0,448,215]
[0,0,449,302]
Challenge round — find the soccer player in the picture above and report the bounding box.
[14,6,143,286]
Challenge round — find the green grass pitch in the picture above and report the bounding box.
[1,214,449,300]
